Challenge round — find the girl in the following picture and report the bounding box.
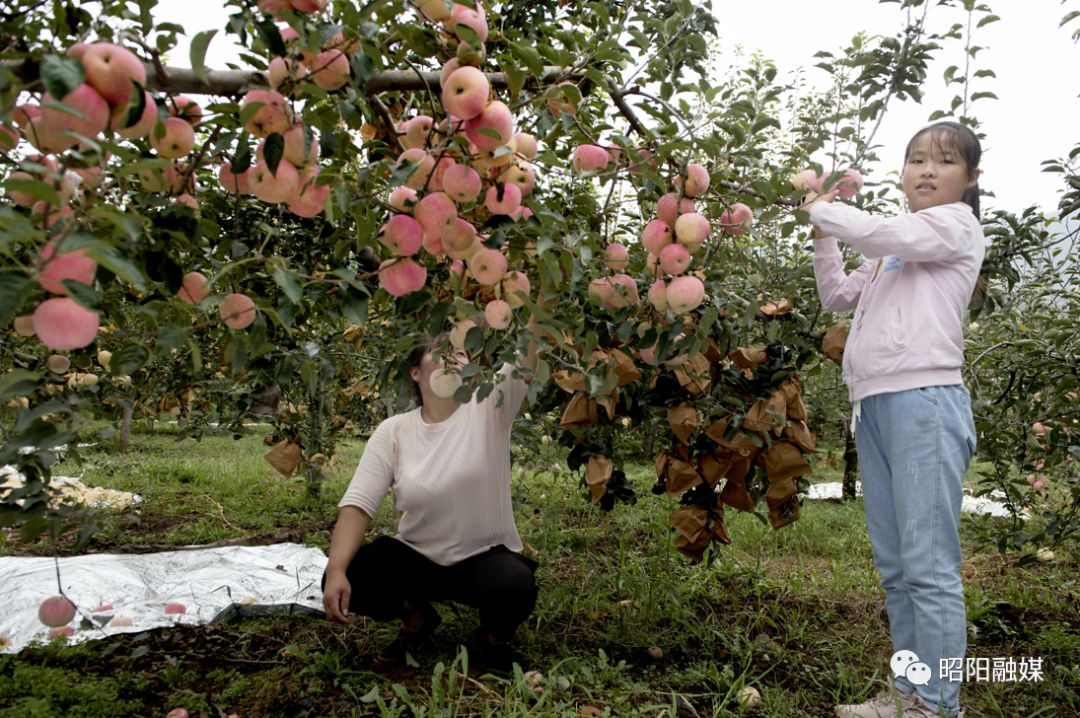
[805,121,984,718]
[321,322,545,671]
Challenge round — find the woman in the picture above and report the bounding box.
[322,319,545,670]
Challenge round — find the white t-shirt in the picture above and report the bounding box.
[338,363,530,565]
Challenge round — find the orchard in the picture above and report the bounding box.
[2,0,1079,715]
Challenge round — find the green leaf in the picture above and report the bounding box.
[110,344,151,375]
[499,56,526,98]
[350,52,374,86]
[117,85,149,128]
[39,55,84,99]
[0,369,40,401]
[255,17,287,57]
[508,40,544,77]
[4,178,61,208]
[190,30,218,84]
[342,291,368,325]
[264,132,284,176]
[233,141,253,174]
[273,268,303,304]
[84,245,148,292]
[0,271,34,327]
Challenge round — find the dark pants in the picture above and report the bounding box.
[324,536,538,641]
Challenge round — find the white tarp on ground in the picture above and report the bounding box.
[0,543,328,655]
[804,481,1023,518]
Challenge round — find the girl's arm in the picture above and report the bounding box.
[813,238,874,311]
[809,202,979,262]
[322,505,372,623]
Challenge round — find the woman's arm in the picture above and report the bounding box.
[322,505,371,624]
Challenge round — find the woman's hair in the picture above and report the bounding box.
[403,331,450,405]
[903,121,982,217]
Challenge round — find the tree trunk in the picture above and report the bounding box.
[842,423,859,501]
[118,401,134,453]
[305,373,326,502]
[642,425,658,459]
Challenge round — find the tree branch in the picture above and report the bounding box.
[603,75,653,140]
[3,60,575,97]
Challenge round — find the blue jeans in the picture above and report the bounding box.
[855,385,976,716]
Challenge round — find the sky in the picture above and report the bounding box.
[154,0,1079,216]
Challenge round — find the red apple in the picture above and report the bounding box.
[484,299,512,330]
[500,270,531,308]
[39,595,76,626]
[484,182,522,216]
[287,167,329,218]
[674,212,710,251]
[218,163,251,194]
[41,84,110,140]
[469,247,507,286]
[677,163,710,198]
[514,132,538,159]
[667,276,705,314]
[249,160,300,204]
[33,297,99,350]
[656,192,695,226]
[659,243,691,275]
[414,192,457,243]
[82,43,146,106]
[402,115,435,149]
[240,89,292,138]
[641,219,674,255]
[605,243,629,271]
[179,271,211,304]
[719,203,752,236]
[309,49,350,91]
[572,145,611,174]
[150,117,195,159]
[378,258,427,296]
[37,241,97,295]
[465,101,513,150]
[441,217,478,255]
[395,148,436,190]
[647,279,668,312]
[378,214,424,256]
[167,96,202,125]
[283,124,319,166]
[388,185,419,212]
[219,293,257,329]
[442,162,482,203]
[441,66,490,121]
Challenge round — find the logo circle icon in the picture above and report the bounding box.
[906,661,932,686]
[890,650,919,678]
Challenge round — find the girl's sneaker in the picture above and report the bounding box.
[835,688,910,717]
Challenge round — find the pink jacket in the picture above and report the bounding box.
[810,201,985,402]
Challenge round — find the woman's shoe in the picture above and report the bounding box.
[372,603,442,671]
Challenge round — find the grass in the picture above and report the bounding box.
[1,425,1078,716]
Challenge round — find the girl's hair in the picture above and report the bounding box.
[903,121,982,217]
[403,331,450,405]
